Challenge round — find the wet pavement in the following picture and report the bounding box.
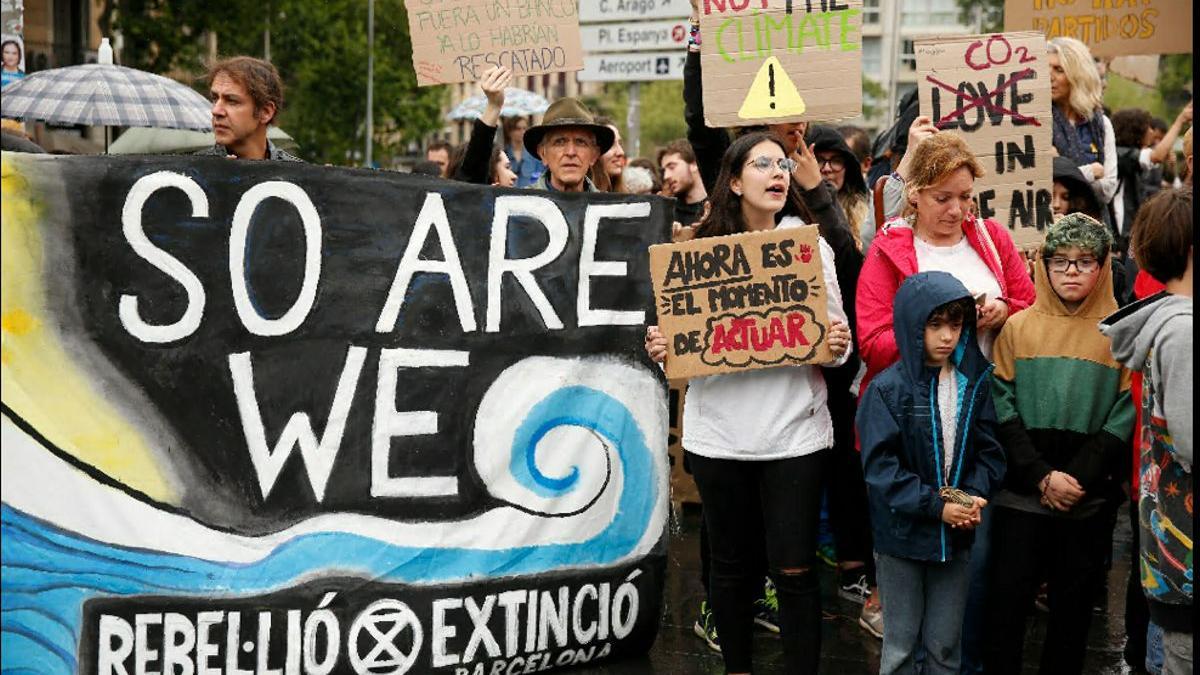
[581,504,1137,674]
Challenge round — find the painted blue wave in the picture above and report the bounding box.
[1,386,659,674]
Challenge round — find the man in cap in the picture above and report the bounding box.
[196,56,301,162]
[523,98,614,193]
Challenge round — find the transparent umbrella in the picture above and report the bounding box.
[445,87,550,121]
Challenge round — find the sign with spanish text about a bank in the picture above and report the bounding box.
[579,0,692,23]
[581,19,690,52]
[699,0,864,127]
[406,0,582,85]
[650,226,833,380]
[0,153,672,674]
[1003,0,1191,58]
[579,51,688,81]
[917,32,1054,247]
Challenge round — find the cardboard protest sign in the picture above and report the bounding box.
[666,379,700,505]
[0,154,672,675]
[407,0,582,85]
[1003,0,1191,58]
[916,32,1053,247]
[699,0,864,128]
[650,225,833,380]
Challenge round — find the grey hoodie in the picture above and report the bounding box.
[1100,292,1193,632]
[1101,294,1193,467]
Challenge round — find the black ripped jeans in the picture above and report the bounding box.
[687,449,826,674]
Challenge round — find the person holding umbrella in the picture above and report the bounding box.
[195,56,301,162]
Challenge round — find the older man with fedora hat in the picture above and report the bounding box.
[525,98,615,193]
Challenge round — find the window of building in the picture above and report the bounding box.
[863,0,881,25]
[900,39,917,71]
[862,37,881,78]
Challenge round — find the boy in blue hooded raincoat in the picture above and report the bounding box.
[856,271,1007,674]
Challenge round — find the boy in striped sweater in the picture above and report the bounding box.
[983,213,1135,675]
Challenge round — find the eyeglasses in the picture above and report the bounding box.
[745,156,797,173]
[1047,256,1100,273]
[817,156,845,170]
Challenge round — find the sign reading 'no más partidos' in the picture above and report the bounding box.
[649,225,833,380]
[0,154,672,675]
[699,0,864,127]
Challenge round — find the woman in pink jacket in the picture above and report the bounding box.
[855,124,1035,672]
[857,128,1035,398]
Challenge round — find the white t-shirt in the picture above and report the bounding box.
[913,235,1003,359]
[682,219,850,461]
[1113,147,1155,235]
[938,367,958,481]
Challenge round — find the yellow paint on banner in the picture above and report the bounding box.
[738,57,806,120]
[1,156,177,503]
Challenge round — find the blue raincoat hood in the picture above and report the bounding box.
[892,271,989,385]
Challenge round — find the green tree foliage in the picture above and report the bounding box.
[955,0,1004,32]
[111,0,444,164]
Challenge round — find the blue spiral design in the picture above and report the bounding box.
[0,385,659,674]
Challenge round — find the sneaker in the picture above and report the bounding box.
[838,572,870,605]
[754,578,781,633]
[693,600,721,653]
[858,593,883,639]
[817,543,838,568]
[1034,582,1049,613]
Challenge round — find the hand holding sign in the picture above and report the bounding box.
[479,65,512,127]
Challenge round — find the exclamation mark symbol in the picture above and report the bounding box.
[768,63,776,110]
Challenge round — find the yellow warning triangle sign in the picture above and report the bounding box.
[738,56,806,120]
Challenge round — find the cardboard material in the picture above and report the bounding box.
[699,0,864,127]
[666,379,701,506]
[916,31,1053,247]
[1109,54,1160,88]
[650,226,833,380]
[407,0,583,86]
[1003,0,1191,58]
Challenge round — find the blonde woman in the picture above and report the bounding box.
[1048,37,1117,221]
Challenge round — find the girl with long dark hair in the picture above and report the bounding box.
[646,131,852,674]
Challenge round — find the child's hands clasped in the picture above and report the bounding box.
[1040,470,1085,511]
[942,496,987,529]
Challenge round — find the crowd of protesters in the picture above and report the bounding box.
[2,11,1191,675]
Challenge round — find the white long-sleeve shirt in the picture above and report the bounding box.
[1082,114,1119,207]
[682,219,851,461]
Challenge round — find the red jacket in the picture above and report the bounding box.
[856,216,1037,407]
[1129,269,1166,492]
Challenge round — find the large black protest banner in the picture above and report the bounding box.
[0,153,671,675]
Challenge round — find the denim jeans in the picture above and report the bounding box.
[1162,630,1193,675]
[876,551,972,675]
[957,505,993,674]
